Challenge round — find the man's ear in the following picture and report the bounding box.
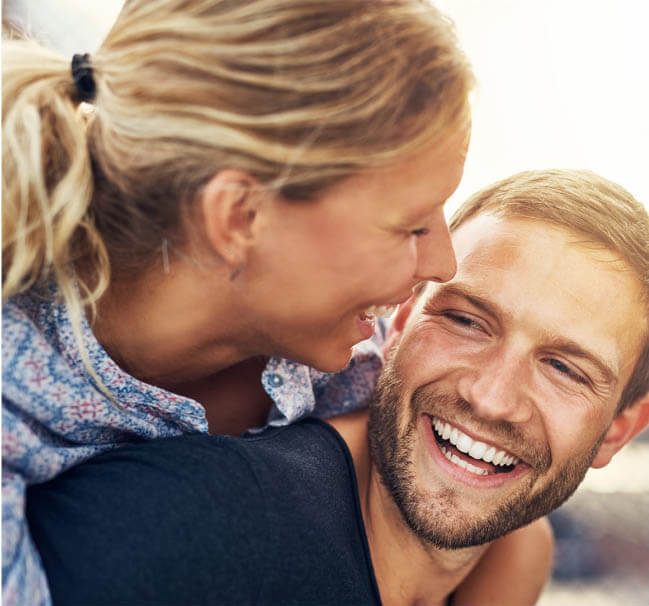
[199,169,263,267]
[382,293,418,358]
[591,392,649,469]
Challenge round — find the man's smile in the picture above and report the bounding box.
[432,415,520,472]
[419,413,532,488]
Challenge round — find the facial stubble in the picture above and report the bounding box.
[368,358,606,550]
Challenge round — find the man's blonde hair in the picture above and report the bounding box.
[450,169,649,412]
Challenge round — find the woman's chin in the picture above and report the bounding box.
[306,346,355,374]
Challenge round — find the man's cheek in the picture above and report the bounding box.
[399,338,456,380]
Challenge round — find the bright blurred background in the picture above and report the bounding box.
[4,1,648,604]
[437,0,649,216]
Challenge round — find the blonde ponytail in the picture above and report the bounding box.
[2,40,113,395]
[2,40,109,308]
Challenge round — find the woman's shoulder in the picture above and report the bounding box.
[2,291,209,476]
[2,293,107,475]
[3,292,61,384]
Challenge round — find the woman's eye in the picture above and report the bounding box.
[545,358,588,385]
[410,227,429,237]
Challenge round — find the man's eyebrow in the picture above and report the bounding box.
[428,283,618,385]
[429,284,500,319]
[543,337,618,386]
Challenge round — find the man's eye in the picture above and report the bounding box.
[410,228,429,237]
[445,313,480,330]
[545,358,588,385]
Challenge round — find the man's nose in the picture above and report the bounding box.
[413,215,457,283]
[456,346,534,424]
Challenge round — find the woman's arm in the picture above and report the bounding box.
[451,517,555,606]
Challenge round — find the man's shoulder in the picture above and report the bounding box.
[46,419,351,509]
[245,416,348,456]
[239,418,357,497]
[27,419,380,605]
[240,418,380,604]
[27,431,271,605]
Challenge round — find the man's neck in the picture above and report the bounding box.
[327,411,489,606]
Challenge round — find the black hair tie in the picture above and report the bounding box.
[71,53,96,103]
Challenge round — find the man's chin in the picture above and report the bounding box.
[392,485,531,549]
[398,452,596,550]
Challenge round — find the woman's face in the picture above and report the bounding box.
[247,127,470,372]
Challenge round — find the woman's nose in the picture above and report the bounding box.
[413,219,457,283]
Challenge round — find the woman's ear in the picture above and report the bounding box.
[199,169,263,268]
[591,392,649,469]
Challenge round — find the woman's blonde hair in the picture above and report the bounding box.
[450,169,649,412]
[3,0,473,342]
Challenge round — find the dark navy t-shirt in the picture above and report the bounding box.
[26,418,381,605]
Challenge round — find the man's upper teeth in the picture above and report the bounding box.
[432,417,519,467]
[364,304,396,318]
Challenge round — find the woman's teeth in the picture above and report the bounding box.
[364,304,397,319]
[432,416,520,467]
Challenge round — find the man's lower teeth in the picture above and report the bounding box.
[441,446,488,476]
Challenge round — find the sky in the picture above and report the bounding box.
[5,0,648,213]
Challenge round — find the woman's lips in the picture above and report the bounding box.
[354,289,414,342]
[356,311,377,340]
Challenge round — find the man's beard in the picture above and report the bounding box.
[367,358,607,550]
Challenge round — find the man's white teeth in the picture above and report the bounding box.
[440,446,488,475]
[364,304,397,319]
[432,417,519,467]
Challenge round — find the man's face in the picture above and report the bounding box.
[369,213,646,549]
